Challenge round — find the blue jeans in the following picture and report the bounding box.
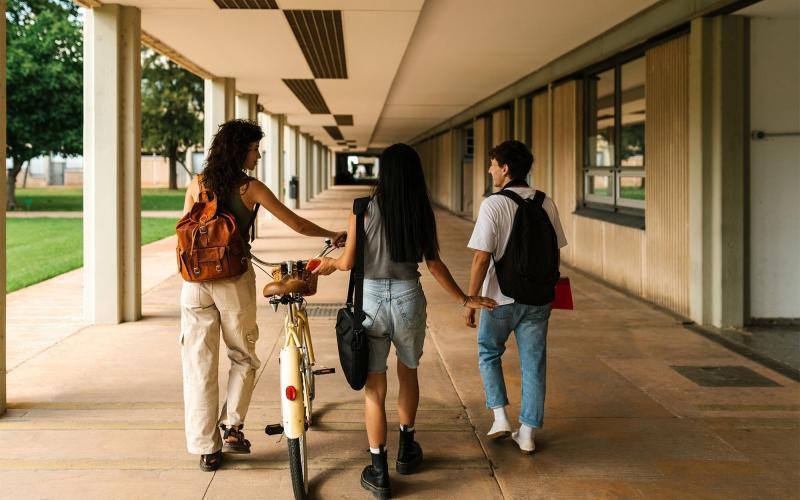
[478,303,551,428]
[362,279,427,373]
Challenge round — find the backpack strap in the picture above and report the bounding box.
[491,189,527,206]
[533,190,546,207]
[347,196,371,322]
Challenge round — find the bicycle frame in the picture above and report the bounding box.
[279,300,315,439]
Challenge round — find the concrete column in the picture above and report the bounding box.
[513,96,527,142]
[322,148,329,191]
[83,4,142,324]
[236,93,257,121]
[1,0,7,415]
[297,133,308,208]
[311,140,320,198]
[204,77,235,152]
[316,143,324,195]
[261,113,284,204]
[689,16,747,328]
[285,126,297,206]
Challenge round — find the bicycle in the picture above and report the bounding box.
[252,239,337,500]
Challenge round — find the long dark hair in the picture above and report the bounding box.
[202,119,263,202]
[373,143,439,263]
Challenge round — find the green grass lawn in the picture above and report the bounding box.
[6,218,177,292]
[13,187,185,211]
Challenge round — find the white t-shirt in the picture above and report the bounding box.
[467,187,568,305]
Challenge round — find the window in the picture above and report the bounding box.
[583,55,646,215]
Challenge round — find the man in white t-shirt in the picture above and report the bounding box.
[465,140,567,454]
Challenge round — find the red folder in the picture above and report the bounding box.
[551,277,573,310]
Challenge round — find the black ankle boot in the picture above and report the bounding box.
[361,445,390,499]
[396,425,423,474]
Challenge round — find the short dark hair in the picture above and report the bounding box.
[489,140,534,180]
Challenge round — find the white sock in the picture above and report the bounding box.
[517,424,534,440]
[399,425,415,432]
[369,446,382,454]
[492,407,509,422]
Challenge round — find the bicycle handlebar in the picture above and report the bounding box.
[250,238,336,268]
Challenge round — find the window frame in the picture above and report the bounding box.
[581,51,646,218]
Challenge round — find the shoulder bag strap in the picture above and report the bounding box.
[346,197,370,320]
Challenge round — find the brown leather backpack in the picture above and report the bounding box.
[176,174,259,282]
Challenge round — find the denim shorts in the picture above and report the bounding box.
[362,279,427,373]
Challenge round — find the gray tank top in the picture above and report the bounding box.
[364,198,420,280]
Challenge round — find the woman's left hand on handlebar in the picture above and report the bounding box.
[332,231,347,248]
[312,256,338,276]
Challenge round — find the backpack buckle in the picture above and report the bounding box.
[199,225,208,234]
[193,267,200,275]
[216,264,222,272]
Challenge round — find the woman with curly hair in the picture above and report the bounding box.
[180,119,345,472]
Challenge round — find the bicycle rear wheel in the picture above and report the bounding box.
[287,435,308,500]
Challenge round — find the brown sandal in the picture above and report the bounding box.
[221,424,251,454]
[200,450,222,472]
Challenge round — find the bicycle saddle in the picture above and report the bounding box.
[263,277,310,297]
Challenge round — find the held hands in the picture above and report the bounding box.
[462,295,496,328]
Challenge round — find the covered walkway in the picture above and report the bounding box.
[2,186,797,499]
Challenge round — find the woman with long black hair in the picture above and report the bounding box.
[180,119,344,472]
[315,143,495,498]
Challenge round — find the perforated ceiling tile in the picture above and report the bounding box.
[283,79,331,114]
[213,0,279,9]
[285,10,347,79]
[323,126,344,140]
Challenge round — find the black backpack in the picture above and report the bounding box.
[491,189,560,305]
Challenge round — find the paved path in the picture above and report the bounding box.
[2,186,798,499]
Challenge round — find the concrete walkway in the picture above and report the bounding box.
[2,186,798,499]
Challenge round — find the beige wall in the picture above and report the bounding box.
[415,131,455,210]
[551,37,691,314]
[532,91,551,194]
[552,82,579,265]
[472,117,488,220]
[644,35,690,315]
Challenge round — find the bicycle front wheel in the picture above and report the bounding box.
[288,435,308,500]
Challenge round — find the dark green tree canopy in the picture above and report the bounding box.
[141,49,204,188]
[6,0,82,164]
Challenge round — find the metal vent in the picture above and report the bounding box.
[324,126,344,141]
[285,10,347,79]
[305,303,346,317]
[671,365,781,387]
[213,0,279,9]
[283,79,330,114]
[334,114,353,126]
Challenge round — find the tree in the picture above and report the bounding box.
[6,0,83,210]
[141,49,204,190]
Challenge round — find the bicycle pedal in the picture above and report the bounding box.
[313,367,336,375]
[264,423,284,436]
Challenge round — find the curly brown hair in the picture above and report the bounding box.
[201,119,264,202]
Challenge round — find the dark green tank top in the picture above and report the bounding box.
[219,181,255,252]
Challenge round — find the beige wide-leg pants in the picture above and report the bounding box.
[180,265,261,455]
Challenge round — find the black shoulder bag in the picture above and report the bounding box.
[335,196,371,390]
